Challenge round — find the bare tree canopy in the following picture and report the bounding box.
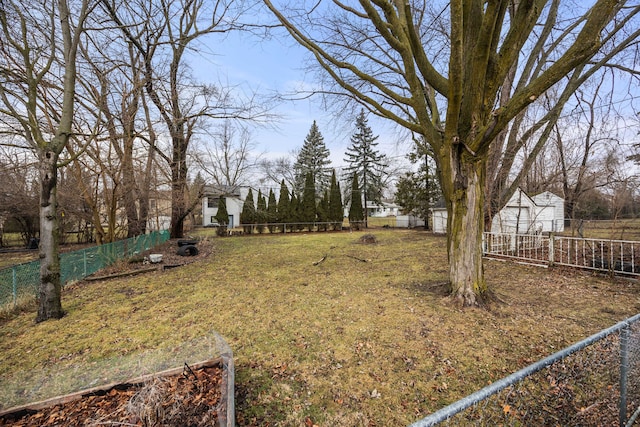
[100,0,273,238]
[263,0,640,305]
[193,119,260,191]
[0,0,93,321]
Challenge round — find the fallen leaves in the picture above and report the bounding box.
[0,365,223,427]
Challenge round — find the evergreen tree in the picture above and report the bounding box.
[276,179,290,233]
[294,121,332,197]
[348,173,364,230]
[214,196,229,236]
[267,188,277,233]
[241,188,256,234]
[214,196,229,225]
[301,171,317,230]
[191,172,206,229]
[328,169,343,230]
[316,189,329,231]
[343,109,388,228]
[395,143,441,230]
[256,189,267,233]
[289,192,302,231]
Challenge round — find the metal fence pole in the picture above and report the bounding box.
[620,325,630,426]
[12,266,17,307]
[410,313,640,427]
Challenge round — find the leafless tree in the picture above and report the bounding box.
[0,0,94,321]
[100,0,272,238]
[193,119,261,191]
[484,2,640,229]
[72,20,163,240]
[0,149,39,245]
[258,153,298,191]
[264,0,640,305]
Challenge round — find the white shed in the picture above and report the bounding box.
[430,188,565,235]
[491,188,537,234]
[531,191,565,232]
[431,208,448,234]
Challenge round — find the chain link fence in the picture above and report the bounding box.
[410,313,640,426]
[0,231,170,308]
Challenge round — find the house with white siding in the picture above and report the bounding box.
[366,201,400,217]
[202,186,251,229]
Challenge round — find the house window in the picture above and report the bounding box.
[207,197,218,208]
[149,199,156,210]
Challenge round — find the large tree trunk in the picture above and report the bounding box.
[122,138,142,238]
[170,182,186,238]
[170,137,188,239]
[36,150,64,322]
[443,146,487,306]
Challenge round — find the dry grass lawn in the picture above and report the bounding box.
[1,229,639,426]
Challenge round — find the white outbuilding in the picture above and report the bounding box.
[431,188,564,234]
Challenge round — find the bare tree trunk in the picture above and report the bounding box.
[36,150,63,322]
[170,133,188,238]
[122,137,142,238]
[443,147,487,306]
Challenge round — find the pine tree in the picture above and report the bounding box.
[316,189,329,231]
[277,180,290,233]
[256,189,267,233]
[267,188,277,233]
[343,109,388,228]
[191,172,206,229]
[301,171,317,230]
[348,173,364,230]
[328,169,343,230]
[289,192,300,231]
[395,143,441,230]
[294,121,332,197]
[214,196,229,236]
[241,188,256,234]
[214,197,228,225]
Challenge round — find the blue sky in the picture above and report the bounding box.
[190,17,639,179]
[190,27,412,170]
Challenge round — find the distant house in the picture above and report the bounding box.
[147,190,172,231]
[431,188,565,234]
[202,185,251,229]
[366,201,400,218]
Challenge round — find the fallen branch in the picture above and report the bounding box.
[313,254,328,266]
[85,266,158,281]
[346,254,369,263]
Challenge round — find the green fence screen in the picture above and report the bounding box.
[0,231,170,308]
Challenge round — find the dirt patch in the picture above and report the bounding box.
[359,234,378,244]
[0,364,222,426]
[85,238,213,281]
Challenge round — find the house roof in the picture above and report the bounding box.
[532,191,563,206]
[203,185,243,198]
[365,201,400,209]
[504,187,536,208]
[430,188,563,212]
